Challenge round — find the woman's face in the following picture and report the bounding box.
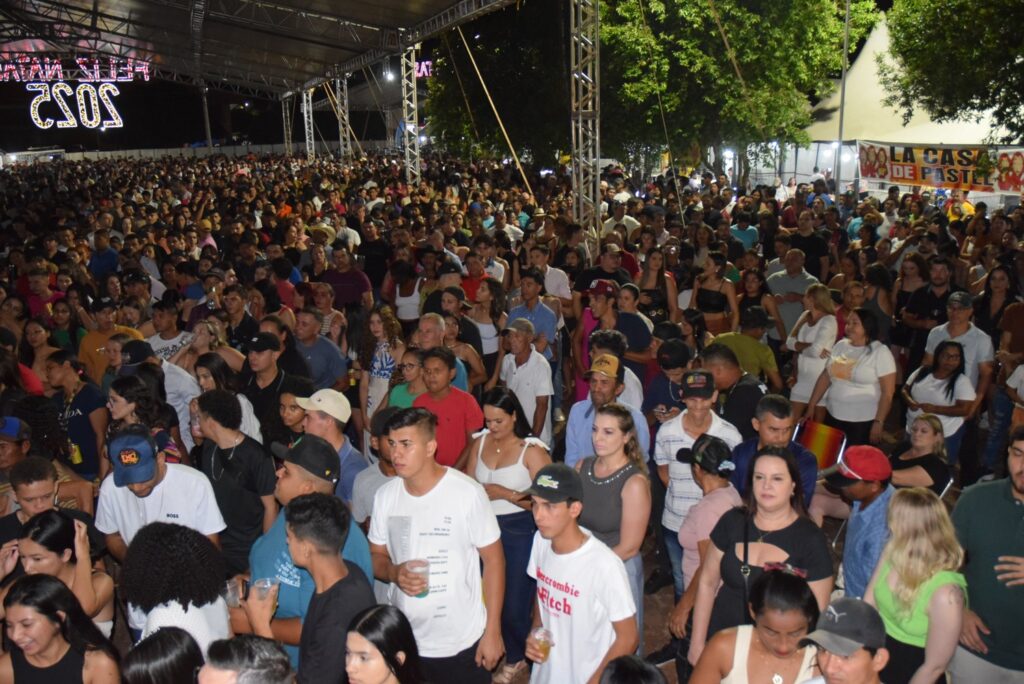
[477,282,491,302]
[752,455,795,513]
[52,303,70,327]
[988,269,1010,293]
[120,306,141,326]
[5,604,62,657]
[196,366,217,393]
[680,317,694,338]
[845,312,865,343]
[18,537,69,577]
[936,345,962,375]
[106,276,122,299]
[107,389,136,421]
[443,317,459,340]
[901,260,918,280]
[743,273,762,295]
[56,274,72,291]
[369,313,384,340]
[841,257,856,278]
[910,419,942,452]
[592,413,628,459]
[344,630,395,684]
[1,297,24,319]
[400,354,422,382]
[279,392,306,429]
[313,287,333,311]
[103,340,122,367]
[25,323,48,349]
[193,323,213,349]
[753,608,811,659]
[483,405,515,441]
[647,251,664,272]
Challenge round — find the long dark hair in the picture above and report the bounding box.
[348,605,425,684]
[122,627,205,684]
[682,308,708,352]
[908,340,966,402]
[21,510,77,563]
[480,277,505,323]
[195,352,239,392]
[3,574,118,663]
[976,264,1020,312]
[745,446,807,515]
[110,374,164,427]
[481,387,533,438]
[17,317,55,366]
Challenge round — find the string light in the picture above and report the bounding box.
[76,82,101,128]
[25,81,126,129]
[27,83,53,129]
[98,83,123,128]
[53,82,77,128]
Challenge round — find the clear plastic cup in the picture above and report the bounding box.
[222,579,243,608]
[407,559,430,598]
[251,578,279,600]
[532,626,553,662]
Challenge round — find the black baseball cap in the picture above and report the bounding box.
[676,433,737,477]
[801,598,887,657]
[442,286,473,309]
[523,463,584,503]
[657,339,691,370]
[92,296,118,313]
[121,340,156,365]
[278,434,340,485]
[740,305,771,330]
[247,332,282,353]
[437,261,463,276]
[680,370,715,399]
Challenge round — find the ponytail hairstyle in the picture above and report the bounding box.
[594,403,648,474]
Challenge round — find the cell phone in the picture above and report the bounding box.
[241,579,251,600]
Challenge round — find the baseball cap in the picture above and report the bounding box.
[122,270,151,285]
[676,433,736,477]
[946,291,974,309]
[824,445,893,487]
[92,296,118,313]
[657,339,691,369]
[280,434,340,485]
[585,354,625,383]
[600,243,623,256]
[587,279,620,298]
[0,417,30,442]
[442,286,473,309]
[652,321,683,341]
[246,332,282,353]
[502,319,535,336]
[121,340,156,365]
[437,261,463,277]
[801,598,887,657]
[296,389,352,424]
[740,305,771,330]
[109,429,159,487]
[680,370,715,399]
[523,463,584,503]
[203,268,226,282]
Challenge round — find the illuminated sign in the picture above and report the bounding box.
[2,57,149,130]
[415,60,432,78]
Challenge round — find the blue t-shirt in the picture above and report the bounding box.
[298,336,349,390]
[730,224,759,250]
[641,374,687,454]
[336,440,369,504]
[844,485,894,599]
[731,438,818,506]
[615,312,653,380]
[453,357,469,391]
[88,248,119,280]
[248,511,373,667]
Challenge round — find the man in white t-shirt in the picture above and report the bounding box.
[923,291,994,411]
[95,425,225,633]
[368,408,504,683]
[499,319,554,445]
[654,370,742,599]
[146,299,193,361]
[524,463,637,683]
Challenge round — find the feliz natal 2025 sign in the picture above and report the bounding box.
[1,56,150,130]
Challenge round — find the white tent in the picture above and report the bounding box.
[805,18,1005,145]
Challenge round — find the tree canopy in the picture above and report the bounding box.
[426,0,878,168]
[881,0,1024,144]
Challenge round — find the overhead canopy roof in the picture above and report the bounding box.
[0,0,516,97]
[806,19,1006,145]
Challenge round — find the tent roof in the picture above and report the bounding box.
[0,0,516,97]
[806,19,1005,145]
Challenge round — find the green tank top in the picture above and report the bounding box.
[873,561,966,647]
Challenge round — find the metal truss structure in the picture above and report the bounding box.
[281,96,293,155]
[301,88,314,162]
[335,76,352,160]
[400,44,420,185]
[570,0,601,233]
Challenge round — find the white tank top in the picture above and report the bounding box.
[474,318,500,355]
[474,432,534,516]
[394,278,422,321]
[721,625,818,684]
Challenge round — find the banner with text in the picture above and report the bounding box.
[857,140,1024,195]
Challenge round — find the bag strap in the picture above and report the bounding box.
[740,515,752,624]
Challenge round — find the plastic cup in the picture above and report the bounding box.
[252,578,279,600]
[222,580,242,608]
[532,627,553,662]
[407,559,430,598]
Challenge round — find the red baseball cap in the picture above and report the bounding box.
[825,446,893,487]
[588,279,620,299]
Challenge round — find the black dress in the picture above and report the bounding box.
[639,286,670,325]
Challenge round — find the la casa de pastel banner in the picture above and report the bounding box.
[858,140,1024,194]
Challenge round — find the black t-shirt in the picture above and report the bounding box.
[572,266,633,293]
[198,436,277,576]
[717,373,768,442]
[708,508,831,637]
[356,239,392,288]
[889,441,951,496]
[297,565,376,684]
[789,232,830,281]
[227,314,260,350]
[242,370,310,448]
[0,508,106,586]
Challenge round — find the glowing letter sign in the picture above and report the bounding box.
[4,56,150,130]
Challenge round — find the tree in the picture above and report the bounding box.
[881,0,1024,144]
[600,0,877,177]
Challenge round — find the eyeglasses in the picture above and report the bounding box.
[397,363,421,371]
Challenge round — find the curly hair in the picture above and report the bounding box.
[121,523,225,612]
[358,304,404,371]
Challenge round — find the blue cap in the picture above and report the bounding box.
[109,429,158,487]
[0,417,30,442]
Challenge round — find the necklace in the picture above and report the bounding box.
[212,433,243,481]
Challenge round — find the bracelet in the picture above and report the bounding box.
[873,419,882,423]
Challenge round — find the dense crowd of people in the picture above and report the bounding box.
[0,152,1020,684]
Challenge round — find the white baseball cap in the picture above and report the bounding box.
[296,389,352,424]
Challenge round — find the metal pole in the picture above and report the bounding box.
[401,44,421,185]
[282,97,293,156]
[201,86,213,148]
[834,0,851,198]
[302,89,315,162]
[570,0,601,237]
[336,75,353,161]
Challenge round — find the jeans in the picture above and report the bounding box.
[945,422,967,466]
[981,386,1014,472]
[663,525,684,601]
[497,511,537,665]
[550,353,562,415]
[624,554,644,655]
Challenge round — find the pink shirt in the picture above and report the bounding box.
[678,484,742,587]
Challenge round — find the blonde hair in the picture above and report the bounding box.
[805,283,836,315]
[912,414,947,461]
[594,403,648,475]
[881,488,963,614]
